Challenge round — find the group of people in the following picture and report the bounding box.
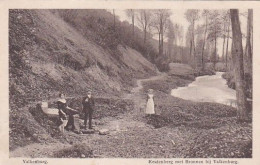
[56,88,155,133]
[57,91,95,133]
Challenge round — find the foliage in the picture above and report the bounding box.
[53,9,161,66]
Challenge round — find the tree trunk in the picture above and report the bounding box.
[250,9,253,59]
[132,13,135,38]
[192,20,196,68]
[144,26,147,45]
[189,40,192,65]
[225,21,230,70]
[143,12,147,45]
[230,9,248,122]
[245,9,253,73]
[181,46,184,63]
[201,15,208,70]
[158,32,162,56]
[113,9,116,31]
[222,24,226,63]
[161,32,164,56]
[214,28,217,68]
[161,24,164,56]
[159,17,164,56]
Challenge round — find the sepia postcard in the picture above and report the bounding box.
[0,0,260,165]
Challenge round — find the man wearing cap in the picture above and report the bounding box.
[82,91,95,129]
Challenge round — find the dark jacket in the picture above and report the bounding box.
[57,101,67,125]
[57,101,67,111]
[82,96,95,111]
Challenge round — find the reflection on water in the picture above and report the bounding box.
[171,72,237,107]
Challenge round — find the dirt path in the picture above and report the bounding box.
[94,72,168,136]
[129,72,167,94]
[10,73,168,158]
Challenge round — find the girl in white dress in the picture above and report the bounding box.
[145,89,155,116]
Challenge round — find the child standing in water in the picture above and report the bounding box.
[145,89,155,116]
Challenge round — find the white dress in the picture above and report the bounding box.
[145,94,155,114]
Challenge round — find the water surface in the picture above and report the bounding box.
[171,72,236,107]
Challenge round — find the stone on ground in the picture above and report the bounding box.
[99,129,109,135]
[82,129,95,134]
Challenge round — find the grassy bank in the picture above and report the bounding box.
[141,75,193,94]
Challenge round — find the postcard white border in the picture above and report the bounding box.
[0,1,259,165]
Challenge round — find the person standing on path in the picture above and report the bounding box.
[145,89,155,116]
[82,91,95,129]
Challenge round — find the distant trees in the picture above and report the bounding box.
[183,8,251,121]
[152,9,172,57]
[201,10,209,70]
[217,10,231,70]
[230,9,248,121]
[125,9,136,38]
[194,24,205,68]
[186,25,193,64]
[185,9,200,68]
[58,10,78,24]
[165,22,185,63]
[55,9,252,80]
[178,25,185,62]
[167,21,175,60]
[136,10,152,45]
[207,10,222,68]
[184,9,235,71]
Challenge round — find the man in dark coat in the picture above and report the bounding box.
[82,91,95,129]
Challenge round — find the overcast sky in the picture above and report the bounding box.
[110,9,248,56]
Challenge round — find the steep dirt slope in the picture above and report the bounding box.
[9,9,156,150]
[9,10,156,105]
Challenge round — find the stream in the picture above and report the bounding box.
[171,72,237,107]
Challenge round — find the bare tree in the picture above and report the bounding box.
[152,9,172,57]
[136,10,152,45]
[221,17,227,63]
[230,9,248,122]
[173,24,182,46]
[244,9,253,73]
[125,9,136,38]
[225,13,231,70]
[113,9,116,30]
[186,25,193,64]
[220,10,231,69]
[207,10,222,68]
[167,21,175,61]
[201,10,209,70]
[178,25,185,62]
[185,9,200,68]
